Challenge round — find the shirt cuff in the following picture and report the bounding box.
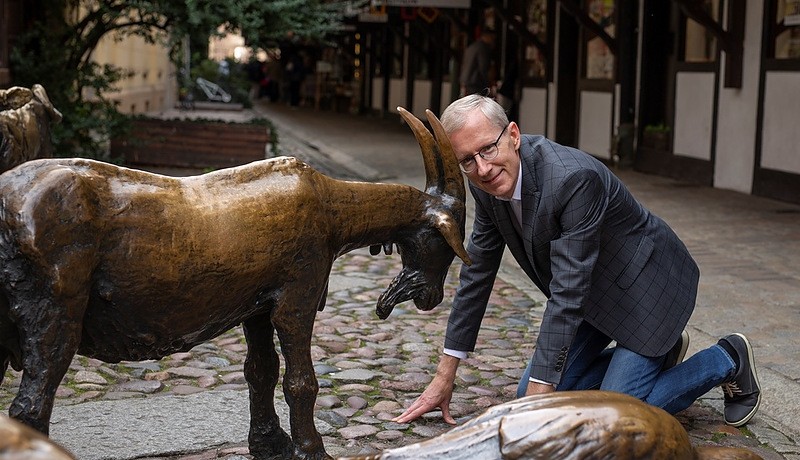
[443,348,468,360]
[528,377,555,387]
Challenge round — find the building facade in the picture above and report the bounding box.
[347,0,799,204]
[1,0,176,113]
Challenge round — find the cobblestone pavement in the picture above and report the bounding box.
[0,249,788,459]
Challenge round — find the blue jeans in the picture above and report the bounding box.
[516,321,737,414]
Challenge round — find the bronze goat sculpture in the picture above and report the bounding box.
[0,107,470,460]
[0,84,61,174]
[0,415,75,460]
[342,391,763,460]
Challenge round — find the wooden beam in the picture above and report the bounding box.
[673,0,744,88]
[560,0,617,55]
[482,0,549,60]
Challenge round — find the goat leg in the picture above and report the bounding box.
[244,314,293,459]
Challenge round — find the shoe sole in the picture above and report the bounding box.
[662,330,690,371]
[675,330,690,365]
[725,333,762,427]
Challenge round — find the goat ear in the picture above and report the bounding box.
[432,212,472,266]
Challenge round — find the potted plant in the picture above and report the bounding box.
[642,123,671,151]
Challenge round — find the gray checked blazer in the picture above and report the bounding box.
[444,135,700,385]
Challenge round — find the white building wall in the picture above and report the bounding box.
[578,90,613,159]
[388,78,406,115]
[412,80,432,118]
[518,87,548,135]
[713,0,763,193]
[673,72,715,160]
[92,32,176,114]
[761,72,800,174]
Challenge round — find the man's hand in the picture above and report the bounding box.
[525,381,556,396]
[393,354,460,425]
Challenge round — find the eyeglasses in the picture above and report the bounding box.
[458,124,508,173]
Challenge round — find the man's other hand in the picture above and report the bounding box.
[393,373,457,425]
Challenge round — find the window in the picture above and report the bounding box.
[774,0,800,59]
[584,0,615,80]
[524,0,547,83]
[682,0,720,62]
[373,29,404,78]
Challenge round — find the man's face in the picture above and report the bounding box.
[449,111,520,199]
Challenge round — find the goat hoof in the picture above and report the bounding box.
[248,426,293,459]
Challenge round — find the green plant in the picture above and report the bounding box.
[644,123,671,134]
[11,27,130,161]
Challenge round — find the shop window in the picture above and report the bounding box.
[412,24,430,79]
[774,0,800,59]
[524,0,548,83]
[374,29,404,78]
[681,0,720,62]
[584,0,615,80]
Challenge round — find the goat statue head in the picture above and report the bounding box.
[375,107,471,320]
[0,84,62,174]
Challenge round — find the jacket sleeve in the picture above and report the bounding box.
[444,189,505,352]
[530,169,608,385]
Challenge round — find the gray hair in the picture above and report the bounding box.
[440,95,508,134]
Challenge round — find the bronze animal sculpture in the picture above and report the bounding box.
[0,107,470,460]
[0,84,62,173]
[342,391,763,460]
[0,415,75,460]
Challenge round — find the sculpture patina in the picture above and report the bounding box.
[0,415,75,460]
[0,84,62,173]
[0,107,470,460]
[341,391,763,460]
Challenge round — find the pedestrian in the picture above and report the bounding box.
[460,29,496,97]
[394,95,762,429]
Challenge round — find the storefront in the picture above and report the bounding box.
[346,0,799,205]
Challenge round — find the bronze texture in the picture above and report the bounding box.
[0,107,467,460]
[0,85,61,173]
[341,391,763,460]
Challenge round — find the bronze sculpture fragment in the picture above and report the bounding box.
[0,415,75,460]
[341,391,763,460]
[0,107,469,460]
[0,84,61,173]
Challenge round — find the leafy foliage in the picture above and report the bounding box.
[10,0,353,159]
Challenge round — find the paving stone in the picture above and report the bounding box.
[316,395,342,408]
[112,380,163,394]
[339,424,379,439]
[74,370,108,385]
[1,247,792,460]
[328,369,386,382]
[166,367,218,378]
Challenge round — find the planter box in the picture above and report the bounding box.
[112,119,271,169]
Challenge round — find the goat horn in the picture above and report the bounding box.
[397,107,443,194]
[425,109,466,204]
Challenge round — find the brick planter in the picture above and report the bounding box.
[112,118,272,169]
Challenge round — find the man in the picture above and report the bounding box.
[460,29,496,97]
[394,95,761,428]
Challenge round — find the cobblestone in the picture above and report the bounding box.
[1,249,789,459]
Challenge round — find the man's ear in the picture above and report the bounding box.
[509,121,521,149]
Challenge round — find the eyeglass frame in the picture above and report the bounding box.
[458,124,509,173]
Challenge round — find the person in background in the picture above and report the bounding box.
[394,95,762,430]
[460,29,496,97]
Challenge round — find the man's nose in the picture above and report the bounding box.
[474,155,492,175]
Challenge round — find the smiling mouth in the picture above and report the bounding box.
[480,170,503,186]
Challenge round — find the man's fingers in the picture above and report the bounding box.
[440,405,456,425]
[393,404,426,423]
[393,398,436,423]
